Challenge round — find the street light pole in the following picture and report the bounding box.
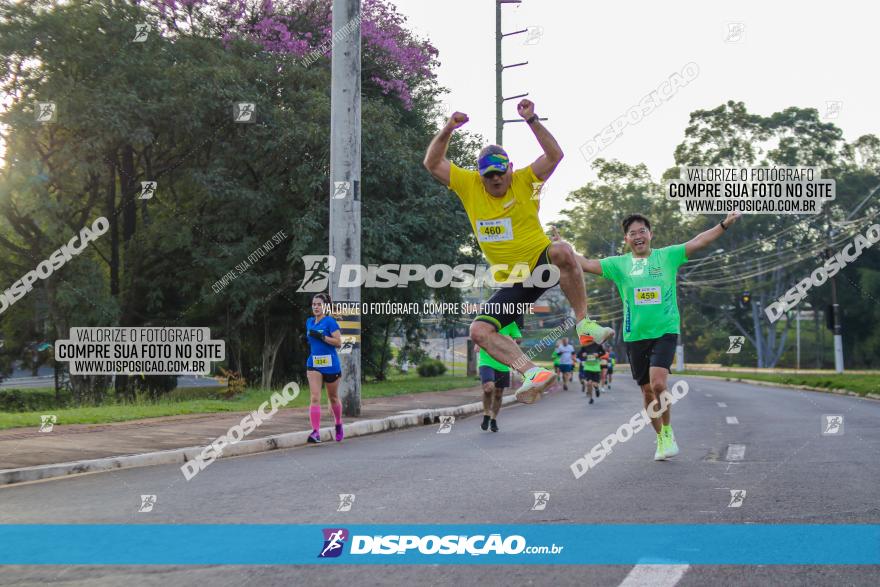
[330,0,362,416]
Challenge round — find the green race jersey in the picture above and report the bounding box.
[577,343,603,372]
[600,244,688,342]
[478,321,522,371]
[551,349,560,365]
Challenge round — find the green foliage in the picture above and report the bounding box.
[557,100,880,368]
[0,388,71,412]
[416,358,446,377]
[0,0,479,401]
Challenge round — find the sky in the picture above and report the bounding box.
[392,0,879,223]
[2,0,876,224]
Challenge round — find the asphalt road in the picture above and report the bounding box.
[1,375,878,586]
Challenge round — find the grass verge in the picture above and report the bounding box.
[683,370,880,397]
[0,373,479,430]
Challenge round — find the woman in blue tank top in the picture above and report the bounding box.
[305,293,343,443]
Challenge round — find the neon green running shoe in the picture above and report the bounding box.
[577,318,614,346]
[654,434,668,461]
[663,428,679,458]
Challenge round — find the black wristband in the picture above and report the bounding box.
[526,114,539,125]
[719,220,728,231]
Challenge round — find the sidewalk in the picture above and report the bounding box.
[0,385,493,471]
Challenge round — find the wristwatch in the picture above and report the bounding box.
[526,114,539,125]
[719,219,728,230]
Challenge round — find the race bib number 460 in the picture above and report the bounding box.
[634,287,661,305]
[477,218,513,242]
[313,355,331,367]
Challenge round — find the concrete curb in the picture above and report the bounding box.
[0,396,518,487]
[685,373,880,400]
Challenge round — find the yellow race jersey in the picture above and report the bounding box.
[448,163,551,282]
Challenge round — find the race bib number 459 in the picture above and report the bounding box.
[313,355,332,367]
[634,287,661,305]
[477,218,513,242]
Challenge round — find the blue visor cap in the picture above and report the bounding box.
[478,151,510,176]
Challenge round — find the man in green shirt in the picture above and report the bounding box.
[576,337,606,404]
[576,212,740,460]
[477,319,522,432]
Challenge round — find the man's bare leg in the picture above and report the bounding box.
[547,241,587,321]
[480,381,495,431]
[491,388,503,418]
[470,322,536,375]
[470,321,555,404]
[481,382,494,416]
[649,367,671,426]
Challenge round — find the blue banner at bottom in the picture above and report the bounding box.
[0,524,878,565]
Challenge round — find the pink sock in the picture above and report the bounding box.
[331,402,343,425]
[309,405,321,431]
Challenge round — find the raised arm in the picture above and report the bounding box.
[685,212,741,257]
[519,99,563,181]
[550,226,603,275]
[423,112,469,186]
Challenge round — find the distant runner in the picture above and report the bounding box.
[575,212,741,460]
[557,337,575,391]
[576,336,604,404]
[606,347,616,387]
[424,100,614,405]
[552,341,562,383]
[477,320,523,433]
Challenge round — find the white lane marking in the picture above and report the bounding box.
[726,416,739,424]
[705,393,713,397]
[618,564,690,587]
[726,444,746,461]
[716,402,727,408]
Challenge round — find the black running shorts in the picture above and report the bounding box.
[307,368,341,383]
[473,246,552,331]
[579,370,600,383]
[625,333,678,386]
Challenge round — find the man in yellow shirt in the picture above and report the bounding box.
[423,99,613,404]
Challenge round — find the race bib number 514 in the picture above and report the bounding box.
[477,218,513,242]
[634,287,661,305]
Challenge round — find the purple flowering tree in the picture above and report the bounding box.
[147,0,438,110]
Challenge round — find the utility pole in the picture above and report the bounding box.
[495,0,545,145]
[826,213,844,373]
[818,184,879,374]
[330,0,362,416]
[830,276,844,373]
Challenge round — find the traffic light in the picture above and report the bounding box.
[741,291,751,306]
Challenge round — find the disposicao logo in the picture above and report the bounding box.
[319,528,349,558]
